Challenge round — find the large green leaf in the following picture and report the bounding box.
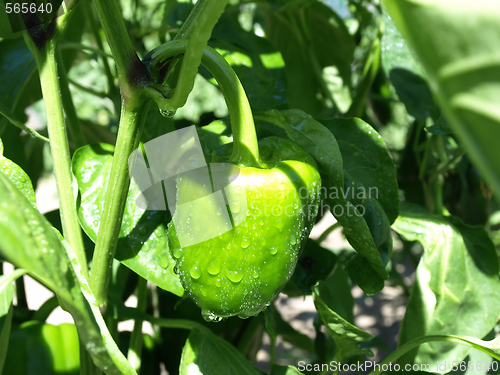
[0,269,26,374]
[0,173,136,374]
[393,204,500,371]
[256,109,391,294]
[382,0,500,199]
[179,328,265,375]
[262,0,355,115]
[206,12,288,112]
[72,143,183,297]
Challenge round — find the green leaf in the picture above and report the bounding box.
[393,204,500,370]
[72,143,183,297]
[262,0,354,114]
[270,364,304,375]
[206,12,288,112]
[382,0,500,199]
[0,173,135,374]
[283,239,337,296]
[179,328,265,375]
[264,305,314,352]
[320,117,399,223]
[381,7,422,75]
[316,266,354,324]
[0,268,26,374]
[5,322,80,375]
[0,38,36,115]
[0,137,37,208]
[257,109,391,294]
[389,68,436,121]
[312,280,374,361]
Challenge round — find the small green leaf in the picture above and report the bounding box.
[0,268,26,374]
[0,137,37,208]
[72,143,183,296]
[393,204,500,370]
[313,280,374,361]
[389,68,436,121]
[316,266,354,324]
[283,239,337,296]
[179,328,265,375]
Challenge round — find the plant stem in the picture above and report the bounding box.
[317,222,341,243]
[57,51,86,149]
[369,334,500,375]
[346,24,382,117]
[120,307,211,333]
[90,97,150,310]
[24,36,88,278]
[127,277,148,372]
[59,42,114,59]
[91,0,146,99]
[14,273,28,309]
[145,41,260,166]
[68,79,108,98]
[165,0,229,112]
[81,0,120,114]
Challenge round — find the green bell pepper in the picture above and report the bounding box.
[147,41,321,320]
[168,136,321,320]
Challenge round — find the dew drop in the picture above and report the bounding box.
[252,270,259,279]
[190,265,201,279]
[202,309,223,322]
[159,254,169,269]
[93,220,99,227]
[207,260,221,275]
[241,237,250,248]
[215,278,222,287]
[159,109,176,118]
[290,234,297,245]
[226,270,243,283]
[270,247,278,255]
[173,247,182,258]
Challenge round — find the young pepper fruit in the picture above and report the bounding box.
[147,41,321,320]
[168,136,321,320]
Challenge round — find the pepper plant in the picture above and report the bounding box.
[0,0,500,374]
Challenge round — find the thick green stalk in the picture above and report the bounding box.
[24,36,88,278]
[91,0,146,98]
[90,97,150,310]
[145,41,260,166]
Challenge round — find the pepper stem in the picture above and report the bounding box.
[144,40,260,167]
